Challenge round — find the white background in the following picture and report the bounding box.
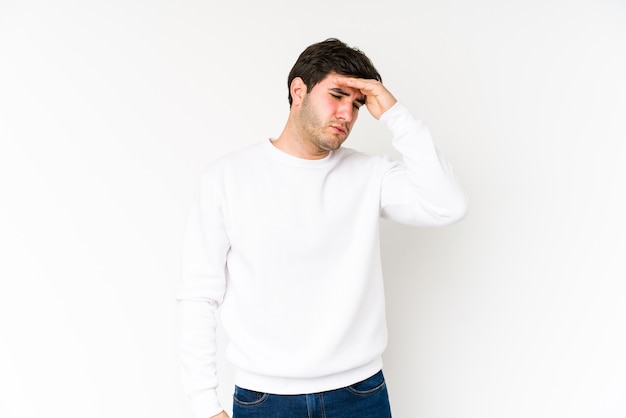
[1,0,625,417]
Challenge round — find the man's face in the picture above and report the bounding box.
[296,74,366,153]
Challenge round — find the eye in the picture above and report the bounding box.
[330,93,341,100]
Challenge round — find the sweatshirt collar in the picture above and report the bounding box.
[265,139,334,167]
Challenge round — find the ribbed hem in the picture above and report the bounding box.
[233,357,383,395]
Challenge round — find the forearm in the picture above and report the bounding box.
[177,300,223,417]
[380,102,468,225]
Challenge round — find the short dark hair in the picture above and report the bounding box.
[287,38,382,107]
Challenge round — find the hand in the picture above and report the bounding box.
[210,411,230,418]
[333,75,398,120]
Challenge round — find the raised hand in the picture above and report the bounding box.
[333,75,398,120]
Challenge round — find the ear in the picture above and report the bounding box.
[290,77,307,106]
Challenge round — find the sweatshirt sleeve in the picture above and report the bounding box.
[379,102,468,226]
[177,169,230,418]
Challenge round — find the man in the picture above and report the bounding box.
[178,38,468,418]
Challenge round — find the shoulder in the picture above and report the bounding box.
[334,146,391,168]
[201,141,265,177]
[335,146,370,161]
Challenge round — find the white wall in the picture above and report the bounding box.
[1,1,624,417]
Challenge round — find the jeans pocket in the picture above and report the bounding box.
[233,386,269,406]
[347,370,386,396]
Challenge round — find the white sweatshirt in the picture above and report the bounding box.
[178,102,468,418]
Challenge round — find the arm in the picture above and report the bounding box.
[379,102,468,225]
[336,76,468,226]
[177,171,230,418]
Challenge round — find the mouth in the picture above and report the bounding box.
[330,124,347,135]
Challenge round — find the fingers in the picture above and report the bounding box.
[333,75,397,119]
[332,75,383,96]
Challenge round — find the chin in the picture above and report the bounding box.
[323,142,343,151]
[321,137,347,151]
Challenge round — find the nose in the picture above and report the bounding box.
[335,100,354,122]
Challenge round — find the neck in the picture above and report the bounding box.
[272,121,330,160]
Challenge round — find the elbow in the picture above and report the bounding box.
[421,191,469,226]
[439,191,469,225]
[448,192,470,223]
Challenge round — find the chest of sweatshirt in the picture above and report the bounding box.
[209,141,393,270]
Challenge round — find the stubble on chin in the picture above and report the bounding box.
[323,123,351,150]
[318,133,345,151]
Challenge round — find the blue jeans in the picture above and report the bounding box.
[232,370,392,418]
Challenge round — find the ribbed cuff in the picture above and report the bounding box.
[190,388,223,418]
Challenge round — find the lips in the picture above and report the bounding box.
[330,124,347,135]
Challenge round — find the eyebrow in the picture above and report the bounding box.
[329,87,366,106]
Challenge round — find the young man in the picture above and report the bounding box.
[178,38,468,418]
